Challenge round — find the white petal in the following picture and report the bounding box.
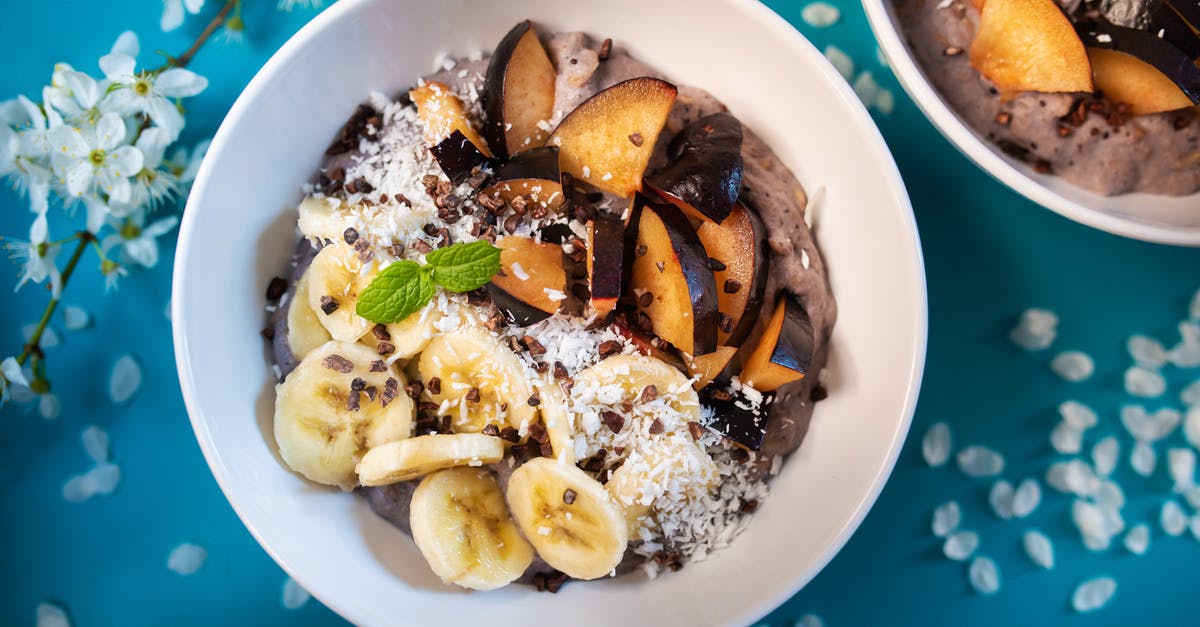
[94,113,128,151]
[988,480,1014,519]
[123,237,159,268]
[1124,366,1166,398]
[1022,530,1054,569]
[921,422,951,467]
[1011,478,1041,518]
[167,542,207,575]
[143,216,179,238]
[1072,577,1117,613]
[1123,524,1150,555]
[107,145,144,180]
[30,212,48,244]
[84,196,109,234]
[967,557,1001,595]
[155,68,209,98]
[1127,334,1168,369]
[147,97,185,139]
[1168,448,1196,492]
[109,354,142,404]
[282,577,311,610]
[99,53,136,81]
[957,446,1005,478]
[135,127,171,169]
[36,602,71,627]
[38,393,61,420]
[1051,350,1094,382]
[943,530,979,561]
[1059,400,1098,430]
[161,0,185,31]
[931,501,960,538]
[101,88,142,116]
[61,70,100,109]
[63,306,91,331]
[88,462,120,494]
[62,472,96,502]
[110,31,140,60]
[81,425,109,462]
[1161,500,1187,536]
[185,0,206,13]
[64,161,94,198]
[46,125,88,159]
[1,357,28,387]
[1092,436,1120,477]
[1131,441,1157,476]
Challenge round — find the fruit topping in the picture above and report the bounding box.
[694,202,769,347]
[969,0,1094,95]
[587,211,625,317]
[645,112,744,224]
[483,20,557,158]
[485,235,568,326]
[740,294,815,392]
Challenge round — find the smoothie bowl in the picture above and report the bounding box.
[172,0,925,624]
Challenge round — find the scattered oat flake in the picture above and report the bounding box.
[988,480,1014,519]
[36,602,70,627]
[1010,308,1058,350]
[967,556,1001,595]
[932,501,961,538]
[1124,524,1150,555]
[1051,351,1094,382]
[109,355,142,404]
[794,613,824,627]
[1023,530,1054,569]
[81,426,109,463]
[1012,478,1041,518]
[167,543,207,575]
[1131,441,1157,476]
[801,2,841,27]
[1124,366,1166,398]
[1092,437,1119,477]
[282,576,311,610]
[1072,577,1117,613]
[957,446,1004,478]
[1127,334,1167,368]
[943,530,980,561]
[1161,500,1187,536]
[922,422,952,467]
[823,45,855,81]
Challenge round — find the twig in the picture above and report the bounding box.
[155,0,239,72]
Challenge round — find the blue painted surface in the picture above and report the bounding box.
[1,2,1198,625]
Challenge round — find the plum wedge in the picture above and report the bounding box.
[547,77,677,198]
[587,212,625,317]
[969,0,1093,95]
[485,236,567,326]
[645,112,744,224]
[410,81,493,157]
[695,202,768,347]
[740,295,814,392]
[478,146,564,210]
[483,21,557,158]
[629,200,718,356]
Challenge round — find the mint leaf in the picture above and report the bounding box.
[355,261,435,323]
[426,240,502,293]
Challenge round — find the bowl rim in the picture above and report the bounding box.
[862,0,1200,248]
[172,0,928,622]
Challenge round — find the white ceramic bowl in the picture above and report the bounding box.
[864,0,1200,247]
[172,0,926,624]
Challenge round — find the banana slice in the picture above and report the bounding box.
[307,242,378,342]
[357,433,505,486]
[506,457,628,580]
[297,196,433,243]
[287,265,333,361]
[573,354,701,421]
[410,467,533,590]
[359,301,443,360]
[274,341,415,489]
[535,376,576,464]
[606,436,718,533]
[418,326,537,434]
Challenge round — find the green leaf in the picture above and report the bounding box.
[426,240,502,293]
[355,260,435,323]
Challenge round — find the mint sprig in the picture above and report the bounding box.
[355,240,502,323]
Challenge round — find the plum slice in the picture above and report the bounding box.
[740,294,814,393]
[1087,47,1195,114]
[485,236,567,326]
[410,82,493,157]
[629,200,718,356]
[686,346,738,391]
[611,316,687,372]
[430,130,497,184]
[969,0,1093,95]
[1077,21,1200,106]
[547,77,677,198]
[478,146,564,210]
[483,20,557,158]
[695,202,768,347]
[587,212,625,317]
[645,112,744,224]
[702,388,770,451]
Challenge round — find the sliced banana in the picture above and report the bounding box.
[410,467,533,590]
[606,436,718,533]
[573,354,701,421]
[357,433,505,486]
[535,376,576,464]
[506,457,628,580]
[359,301,443,360]
[274,341,415,489]
[307,242,378,342]
[297,196,433,243]
[286,265,332,360]
[418,326,537,434]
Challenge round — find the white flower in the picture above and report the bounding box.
[1,356,28,403]
[100,53,208,140]
[164,138,209,187]
[162,0,206,32]
[278,0,324,10]
[101,258,129,291]
[217,12,246,45]
[7,213,63,296]
[47,112,143,205]
[111,127,177,215]
[102,209,179,268]
[110,30,140,60]
[43,65,106,123]
[4,96,56,215]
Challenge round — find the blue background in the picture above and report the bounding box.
[2,1,1199,625]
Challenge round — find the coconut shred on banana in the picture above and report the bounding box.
[262,19,835,592]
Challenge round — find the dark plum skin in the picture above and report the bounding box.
[482,20,534,158]
[727,204,769,346]
[702,390,770,451]
[430,130,497,184]
[1076,21,1200,102]
[589,211,625,304]
[643,200,719,355]
[492,146,559,183]
[645,112,744,224]
[484,283,555,326]
[772,295,815,376]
